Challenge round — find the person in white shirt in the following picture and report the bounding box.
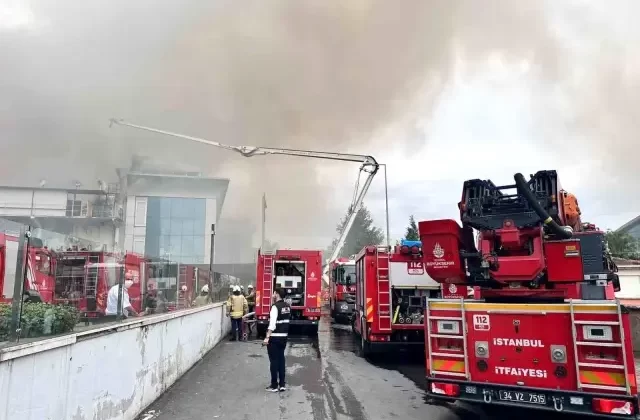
[105,274,140,318]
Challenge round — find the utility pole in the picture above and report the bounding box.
[261,193,267,250]
[209,223,216,276]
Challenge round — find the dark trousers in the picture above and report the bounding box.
[267,340,287,387]
[231,317,242,339]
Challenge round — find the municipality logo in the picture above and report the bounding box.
[433,243,445,259]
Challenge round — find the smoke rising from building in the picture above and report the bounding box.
[0,1,638,248]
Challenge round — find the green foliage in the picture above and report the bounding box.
[605,230,640,260]
[404,215,419,241]
[326,204,385,258]
[0,303,79,341]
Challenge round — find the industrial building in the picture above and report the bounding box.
[0,155,229,265]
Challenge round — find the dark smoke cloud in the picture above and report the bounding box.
[0,1,637,248]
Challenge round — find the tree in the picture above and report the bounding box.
[404,215,419,241]
[605,230,640,260]
[326,204,385,259]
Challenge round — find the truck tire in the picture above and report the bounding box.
[360,333,370,357]
[257,324,267,339]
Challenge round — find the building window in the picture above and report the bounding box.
[135,198,147,227]
[66,200,82,217]
[133,237,145,254]
[144,197,206,263]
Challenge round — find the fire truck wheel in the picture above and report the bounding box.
[360,334,370,357]
[257,324,267,339]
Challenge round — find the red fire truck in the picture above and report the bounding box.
[146,259,203,311]
[255,249,323,336]
[328,257,356,322]
[352,240,441,355]
[55,251,146,318]
[419,170,636,417]
[0,233,55,304]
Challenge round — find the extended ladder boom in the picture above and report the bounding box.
[109,119,379,281]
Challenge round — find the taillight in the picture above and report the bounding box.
[592,398,633,415]
[430,382,459,397]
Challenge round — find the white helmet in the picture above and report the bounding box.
[248,285,254,289]
[201,284,209,293]
[181,285,187,292]
[233,285,241,293]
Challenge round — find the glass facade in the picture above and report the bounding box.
[144,197,206,264]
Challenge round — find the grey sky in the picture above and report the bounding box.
[1,1,638,249]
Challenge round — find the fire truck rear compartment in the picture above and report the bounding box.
[274,261,306,320]
[426,300,636,417]
[55,255,100,311]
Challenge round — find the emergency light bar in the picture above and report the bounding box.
[399,239,422,255]
[400,240,421,248]
[278,255,301,260]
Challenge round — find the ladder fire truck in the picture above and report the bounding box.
[328,256,356,322]
[108,119,380,287]
[419,170,636,417]
[352,239,440,355]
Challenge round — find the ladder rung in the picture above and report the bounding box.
[431,352,465,358]
[431,370,466,378]
[429,316,463,321]
[578,362,625,370]
[431,334,464,339]
[581,384,627,392]
[573,320,620,326]
[576,341,622,348]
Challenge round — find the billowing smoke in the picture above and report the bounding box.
[0,1,638,249]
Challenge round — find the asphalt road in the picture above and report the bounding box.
[138,315,581,420]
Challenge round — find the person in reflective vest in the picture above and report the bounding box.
[263,288,290,392]
[246,285,256,313]
[227,286,248,341]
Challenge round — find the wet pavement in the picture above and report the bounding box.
[138,315,583,420]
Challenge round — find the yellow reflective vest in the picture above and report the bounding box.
[227,294,248,318]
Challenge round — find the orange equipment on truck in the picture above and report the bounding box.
[328,256,356,321]
[255,249,323,337]
[352,240,440,355]
[419,170,635,417]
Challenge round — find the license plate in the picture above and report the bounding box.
[498,390,546,405]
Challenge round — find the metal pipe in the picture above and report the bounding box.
[381,163,390,250]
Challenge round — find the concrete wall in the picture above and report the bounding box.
[616,266,640,299]
[0,303,230,420]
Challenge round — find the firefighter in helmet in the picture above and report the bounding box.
[246,285,256,313]
[193,284,211,306]
[226,286,248,341]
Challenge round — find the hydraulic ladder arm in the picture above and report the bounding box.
[109,119,379,283]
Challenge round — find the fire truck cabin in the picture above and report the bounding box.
[329,257,356,322]
[353,240,440,354]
